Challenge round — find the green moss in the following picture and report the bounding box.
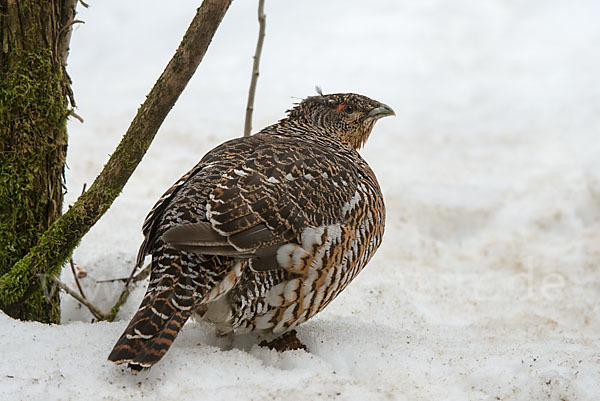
[0,47,69,322]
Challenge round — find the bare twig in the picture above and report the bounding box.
[132,263,152,281]
[69,109,84,123]
[123,259,140,289]
[95,278,125,284]
[69,258,86,300]
[57,19,84,40]
[57,0,80,67]
[52,277,110,321]
[79,261,150,321]
[58,260,150,323]
[105,262,151,318]
[57,1,80,111]
[108,261,150,317]
[243,0,266,137]
[58,261,152,321]
[79,0,89,8]
[109,287,133,318]
[97,263,152,284]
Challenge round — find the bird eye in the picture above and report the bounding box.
[344,105,353,114]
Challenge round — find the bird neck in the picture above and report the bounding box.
[266,117,362,151]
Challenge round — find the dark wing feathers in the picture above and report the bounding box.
[162,221,228,247]
[161,221,281,271]
[161,222,260,257]
[228,223,274,250]
[141,134,361,272]
[161,224,246,256]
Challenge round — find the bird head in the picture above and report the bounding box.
[285,91,395,149]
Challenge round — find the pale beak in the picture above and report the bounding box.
[368,103,395,119]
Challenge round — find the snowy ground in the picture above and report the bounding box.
[2,0,600,399]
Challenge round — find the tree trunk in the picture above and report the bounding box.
[0,0,77,322]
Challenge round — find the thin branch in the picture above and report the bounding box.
[0,0,233,309]
[132,263,152,281]
[69,258,86,300]
[56,1,80,113]
[97,263,152,284]
[243,0,266,137]
[55,18,84,80]
[69,109,84,123]
[108,287,132,319]
[57,0,80,68]
[60,260,151,323]
[58,261,152,322]
[106,261,151,318]
[52,277,110,321]
[103,262,151,319]
[123,257,141,289]
[57,19,84,39]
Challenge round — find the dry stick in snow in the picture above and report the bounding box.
[0,0,233,310]
[243,0,266,137]
[98,263,151,284]
[57,261,151,322]
[69,258,86,300]
[104,262,152,322]
[52,277,109,321]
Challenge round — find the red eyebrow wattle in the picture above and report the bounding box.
[335,104,345,111]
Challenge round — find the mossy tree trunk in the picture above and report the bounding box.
[0,0,77,322]
[0,0,232,323]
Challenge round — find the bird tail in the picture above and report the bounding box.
[107,289,193,370]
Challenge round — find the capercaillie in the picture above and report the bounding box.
[108,91,394,370]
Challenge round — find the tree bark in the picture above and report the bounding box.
[0,0,232,321]
[0,0,78,322]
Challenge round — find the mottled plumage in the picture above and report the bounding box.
[108,92,394,370]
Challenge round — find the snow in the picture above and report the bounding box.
[2,0,600,400]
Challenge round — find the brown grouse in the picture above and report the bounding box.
[108,92,394,370]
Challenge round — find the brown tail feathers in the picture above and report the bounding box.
[108,293,192,370]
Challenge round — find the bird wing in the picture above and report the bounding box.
[153,133,364,272]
